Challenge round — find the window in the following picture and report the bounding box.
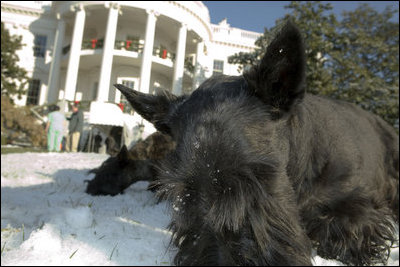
[33,34,47,58]
[26,79,41,105]
[213,60,224,76]
[120,80,135,114]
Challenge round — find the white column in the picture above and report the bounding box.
[38,84,47,105]
[115,90,121,103]
[172,23,187,95]
[64,4,86,101]
[139,10,158,94]
[192,39,205,90]
[97,2,119,102]
[47,15,65,103]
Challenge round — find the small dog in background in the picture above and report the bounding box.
[85,131,175,196]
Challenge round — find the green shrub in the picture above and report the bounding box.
[1,95,46,147]
[1,134,6,145]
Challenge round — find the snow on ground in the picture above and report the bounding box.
[1,151,398,266]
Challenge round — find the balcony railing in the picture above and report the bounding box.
[152,46,175,61]
[62,39,195,73]
[82,38,104,50]
[115,40,143,52]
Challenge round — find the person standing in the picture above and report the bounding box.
[45,105,65,152]
[66,102,83,152]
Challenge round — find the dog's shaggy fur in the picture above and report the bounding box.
[85,131,175,196]
[114,21,399,265]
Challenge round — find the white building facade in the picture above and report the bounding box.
[1,1,261,109]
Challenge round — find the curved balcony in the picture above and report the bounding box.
[52,1,206,107]
[62,38,194,74]
[54,1,212,42]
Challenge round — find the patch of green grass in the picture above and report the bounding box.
[1,135,6,145]
[69,248,79,259]
[109,243,118,260]
[1,242,6,255]
[1,146,47,154]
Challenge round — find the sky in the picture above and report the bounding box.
[1,150,398,265]
[203,1,400,33]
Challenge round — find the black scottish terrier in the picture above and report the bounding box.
[85,131,175,196]
[113,21,398,265]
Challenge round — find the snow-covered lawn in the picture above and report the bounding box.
[1,152,398,266]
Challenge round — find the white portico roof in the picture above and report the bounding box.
[88,101,124,126]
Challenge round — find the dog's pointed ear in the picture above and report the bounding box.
[114,84,176,134]
[244,21,306,119]
[117,145,130,165]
